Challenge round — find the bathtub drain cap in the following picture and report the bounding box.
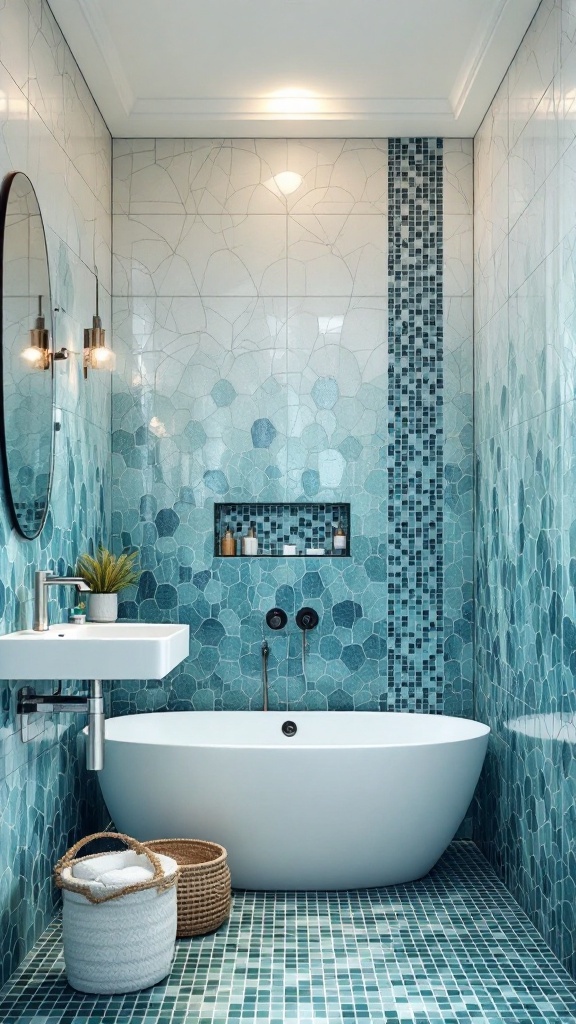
[282,721,297,737]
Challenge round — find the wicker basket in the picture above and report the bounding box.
[145,839,231,937]
[54,832,179,994]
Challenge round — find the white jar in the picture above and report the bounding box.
[242,528,258,555]
[333,524,347,551]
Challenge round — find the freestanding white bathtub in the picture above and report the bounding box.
[96,711,489,890]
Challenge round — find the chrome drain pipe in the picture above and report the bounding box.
[86,680,104,770]
[18,678,105,770]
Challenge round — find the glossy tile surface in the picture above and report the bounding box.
[474,0,576,979]
[111,138,472,719]
[443,141,474,723]
[0,0,111,986]
[1,844,576,1024]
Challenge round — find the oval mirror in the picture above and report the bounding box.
[0,172,54,538]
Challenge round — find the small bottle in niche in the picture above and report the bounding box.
[242,524,258,556]
[221,524,236,556]
[333,522,347,553]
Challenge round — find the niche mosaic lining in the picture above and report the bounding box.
[214,503,350,557]
[387,138,443,713]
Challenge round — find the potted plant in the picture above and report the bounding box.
[76,547,141,623]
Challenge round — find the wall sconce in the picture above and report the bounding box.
[21,296,67,369]
[21,295,50,369]
[83,274,115,377]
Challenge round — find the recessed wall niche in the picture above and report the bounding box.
[214,503,351,557]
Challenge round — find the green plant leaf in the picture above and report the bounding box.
[76,546,142,594]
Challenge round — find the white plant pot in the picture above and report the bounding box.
[87,593,118,623]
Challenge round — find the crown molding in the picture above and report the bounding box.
[50,0,134,116]
[450,0,540,122]
[129,96,454,122]
[48,0,540,137]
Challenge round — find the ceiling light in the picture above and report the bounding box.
[266,90,323,116]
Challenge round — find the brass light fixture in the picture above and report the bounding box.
[83,273,115,377]
[21,295,50,369]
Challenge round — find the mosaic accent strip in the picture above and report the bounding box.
[387,138,443,712]
[2,844,576,1023]
[214,503,350,557]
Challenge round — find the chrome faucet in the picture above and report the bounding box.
[26,572,102,769]
[34,569,91,631]
[261,640,270,711]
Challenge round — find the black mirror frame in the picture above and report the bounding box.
[0,171,55,540]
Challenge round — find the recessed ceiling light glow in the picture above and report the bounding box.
[266,89,323,115]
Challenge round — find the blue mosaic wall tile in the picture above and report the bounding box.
[0,0,112,987]
[474,0,576,979]
[112,138,468,721]
[387,138,444,713]
[442,142,474,723]
[0,726,106,986]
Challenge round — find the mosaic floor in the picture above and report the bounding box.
[1,844,575,1024]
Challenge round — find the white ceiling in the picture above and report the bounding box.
[51,0,540,138]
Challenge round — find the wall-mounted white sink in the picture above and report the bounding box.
[0,622,190,680]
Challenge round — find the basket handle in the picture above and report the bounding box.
[54,831,176,903]
[56,831,165,882]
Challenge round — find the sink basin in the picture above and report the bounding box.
[0,622,190,680]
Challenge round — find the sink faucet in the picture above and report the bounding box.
[34,570,91,631]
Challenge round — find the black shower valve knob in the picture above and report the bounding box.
[296,607,319,631]
[266,607,288,630]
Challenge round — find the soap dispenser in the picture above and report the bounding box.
[221,525,236,556]
[242,524,258,556]
[333,522,347,553]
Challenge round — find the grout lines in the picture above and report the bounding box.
[1,844,576,1023]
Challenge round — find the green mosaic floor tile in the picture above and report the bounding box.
[0,844,575,1023]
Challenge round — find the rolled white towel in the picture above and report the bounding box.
[72,862,100,881]
[72,852,136,880]
[98,866,154,887]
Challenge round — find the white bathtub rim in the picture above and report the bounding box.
[99,710,490,751]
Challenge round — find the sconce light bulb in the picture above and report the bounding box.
[21,345,49,369]
[83,315,115,374]
[90,345,115,369]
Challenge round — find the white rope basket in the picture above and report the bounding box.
[54,832,179,994]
